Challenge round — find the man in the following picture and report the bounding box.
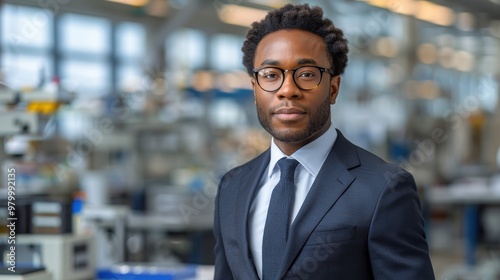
[213,3,434,280]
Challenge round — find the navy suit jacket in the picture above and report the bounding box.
[214,130,435,279]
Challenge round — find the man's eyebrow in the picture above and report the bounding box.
[259,59,279,66]
[259,58,318,67]
[297,58,317,65]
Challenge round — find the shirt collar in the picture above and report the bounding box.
[268,124,338,179]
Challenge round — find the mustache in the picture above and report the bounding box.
[268,102,308,114]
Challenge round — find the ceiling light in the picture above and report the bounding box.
[388,0,415,16]
[247,0,290,8]
[360,0,455,27]
[146,0,169,17]
[418,81,440,99]
[417,43,438,64]
[453,50,474,72]
[105,0,149,7]
[376,37,399,57]
[415,1,455,26]
[218,4,269,28]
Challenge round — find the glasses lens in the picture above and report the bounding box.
[256,67,283,91]
[294,67,322,90]
[255,66,324,91]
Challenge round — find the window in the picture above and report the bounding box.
[166,29,206,71]
[116,22,146,92]
[59,13,111,56]
[58,13,112,96]
[116,22,145,60]
[1,4,53,50]
[0,4,53,89]
[1,52,53,89]
[210,34,244,71]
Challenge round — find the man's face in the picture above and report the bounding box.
[252,29,341,149]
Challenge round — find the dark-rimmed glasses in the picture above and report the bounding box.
[253,65,335,92]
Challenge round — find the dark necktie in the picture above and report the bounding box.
[262,158,300,280]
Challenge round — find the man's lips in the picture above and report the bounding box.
[273,107,306,121]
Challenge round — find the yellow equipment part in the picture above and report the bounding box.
[27,102,61,114]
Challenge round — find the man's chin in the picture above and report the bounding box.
[271,129,309,143]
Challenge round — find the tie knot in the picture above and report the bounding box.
[277,158,299,180]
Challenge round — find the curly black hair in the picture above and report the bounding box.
[242,4,349,77]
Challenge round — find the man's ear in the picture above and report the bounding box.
[330,75,341,105]
[251,78,257,104]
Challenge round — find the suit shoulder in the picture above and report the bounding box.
[353,143,403,169]
[336,131,411,179]
[351,143,413,185]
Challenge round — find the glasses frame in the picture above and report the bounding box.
[252,65,335,92]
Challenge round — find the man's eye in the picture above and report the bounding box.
[260,72,279,79]
[298,72,316,78]
[298,72,316,80]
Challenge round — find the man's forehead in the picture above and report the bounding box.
[257,58,319,67]
[254,30,329,67]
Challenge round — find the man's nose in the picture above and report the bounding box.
[277,73,301,99]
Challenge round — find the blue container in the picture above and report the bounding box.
[96,263,198,280]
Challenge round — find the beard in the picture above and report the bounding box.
[256,95,331,143]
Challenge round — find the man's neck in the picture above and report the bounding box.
[274,122,331,156]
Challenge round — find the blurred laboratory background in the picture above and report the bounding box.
[0,0,500,279]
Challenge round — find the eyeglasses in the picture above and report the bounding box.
[253,65,335,92]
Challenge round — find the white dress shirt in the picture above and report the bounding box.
[248,125,338,279]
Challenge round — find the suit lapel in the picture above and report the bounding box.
[234,150,270,278]
[278,132,360,278]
